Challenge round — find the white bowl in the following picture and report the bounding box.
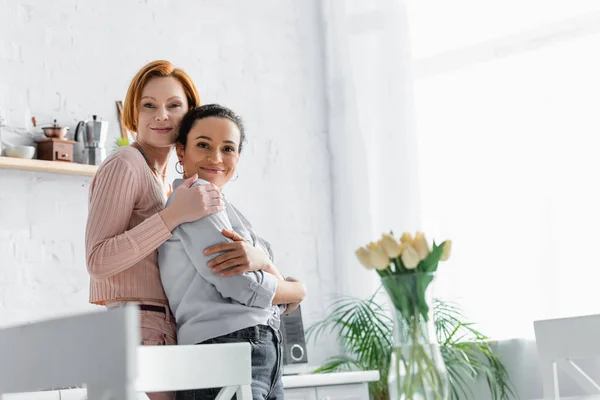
[5,145,36,159]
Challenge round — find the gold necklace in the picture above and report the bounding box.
[133,143,166,178]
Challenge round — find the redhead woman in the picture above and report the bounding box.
[85,61,274,400]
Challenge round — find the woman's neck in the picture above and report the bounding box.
[134,141,172,175]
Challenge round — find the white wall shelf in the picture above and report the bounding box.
[0,156,97,177]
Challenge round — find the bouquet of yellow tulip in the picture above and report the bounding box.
[355,232,451,274]
[355,232,451,321]
[355,232,452,400]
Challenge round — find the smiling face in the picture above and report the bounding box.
[176,116,241,189]
[136,76,189,148]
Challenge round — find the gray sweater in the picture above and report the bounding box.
[158,179,282,345]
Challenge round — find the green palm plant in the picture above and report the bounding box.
[307,289,517,400]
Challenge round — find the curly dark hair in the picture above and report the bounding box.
[176,104,246,153]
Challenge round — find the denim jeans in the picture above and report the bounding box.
[177,325,284,400]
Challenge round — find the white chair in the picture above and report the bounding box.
[136,341,252,399]
[534,314,600,400]
[0,306,252,400]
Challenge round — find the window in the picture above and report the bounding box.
[409,1,600,338]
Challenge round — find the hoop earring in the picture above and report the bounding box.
[231,170,239,182]
[175,161,184,175]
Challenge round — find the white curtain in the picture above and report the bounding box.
[322,0,421,300]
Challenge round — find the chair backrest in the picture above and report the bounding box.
[534,314,600,399]
[136,342,252,393]
[0,306,253,400]
[0,306,140,400]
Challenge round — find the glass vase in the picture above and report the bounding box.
[382,273,449,400]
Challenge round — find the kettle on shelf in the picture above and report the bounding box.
[74,115,109,166]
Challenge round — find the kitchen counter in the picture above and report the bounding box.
[1,371,381,400]
[282,370,379,388]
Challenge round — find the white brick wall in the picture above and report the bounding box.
[0,0,339,363]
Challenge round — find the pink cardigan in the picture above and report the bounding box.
[85,147,172,305]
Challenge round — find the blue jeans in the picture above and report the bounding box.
[177,325,284,400]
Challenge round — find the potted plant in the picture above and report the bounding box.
[308,232,516,400]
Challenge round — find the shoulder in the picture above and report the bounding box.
[107,146,145,169]
[90,147,147,197]
[190,178,211,188]
[170,177,211,190]
[166,178,212,206]
[227,202,252,227]
[96,147,145,177]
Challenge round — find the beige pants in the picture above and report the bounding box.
[107,302,178,400]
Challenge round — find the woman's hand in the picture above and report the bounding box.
[159,174,223,231]
[282,277,303,315]
[204,229,275,277]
